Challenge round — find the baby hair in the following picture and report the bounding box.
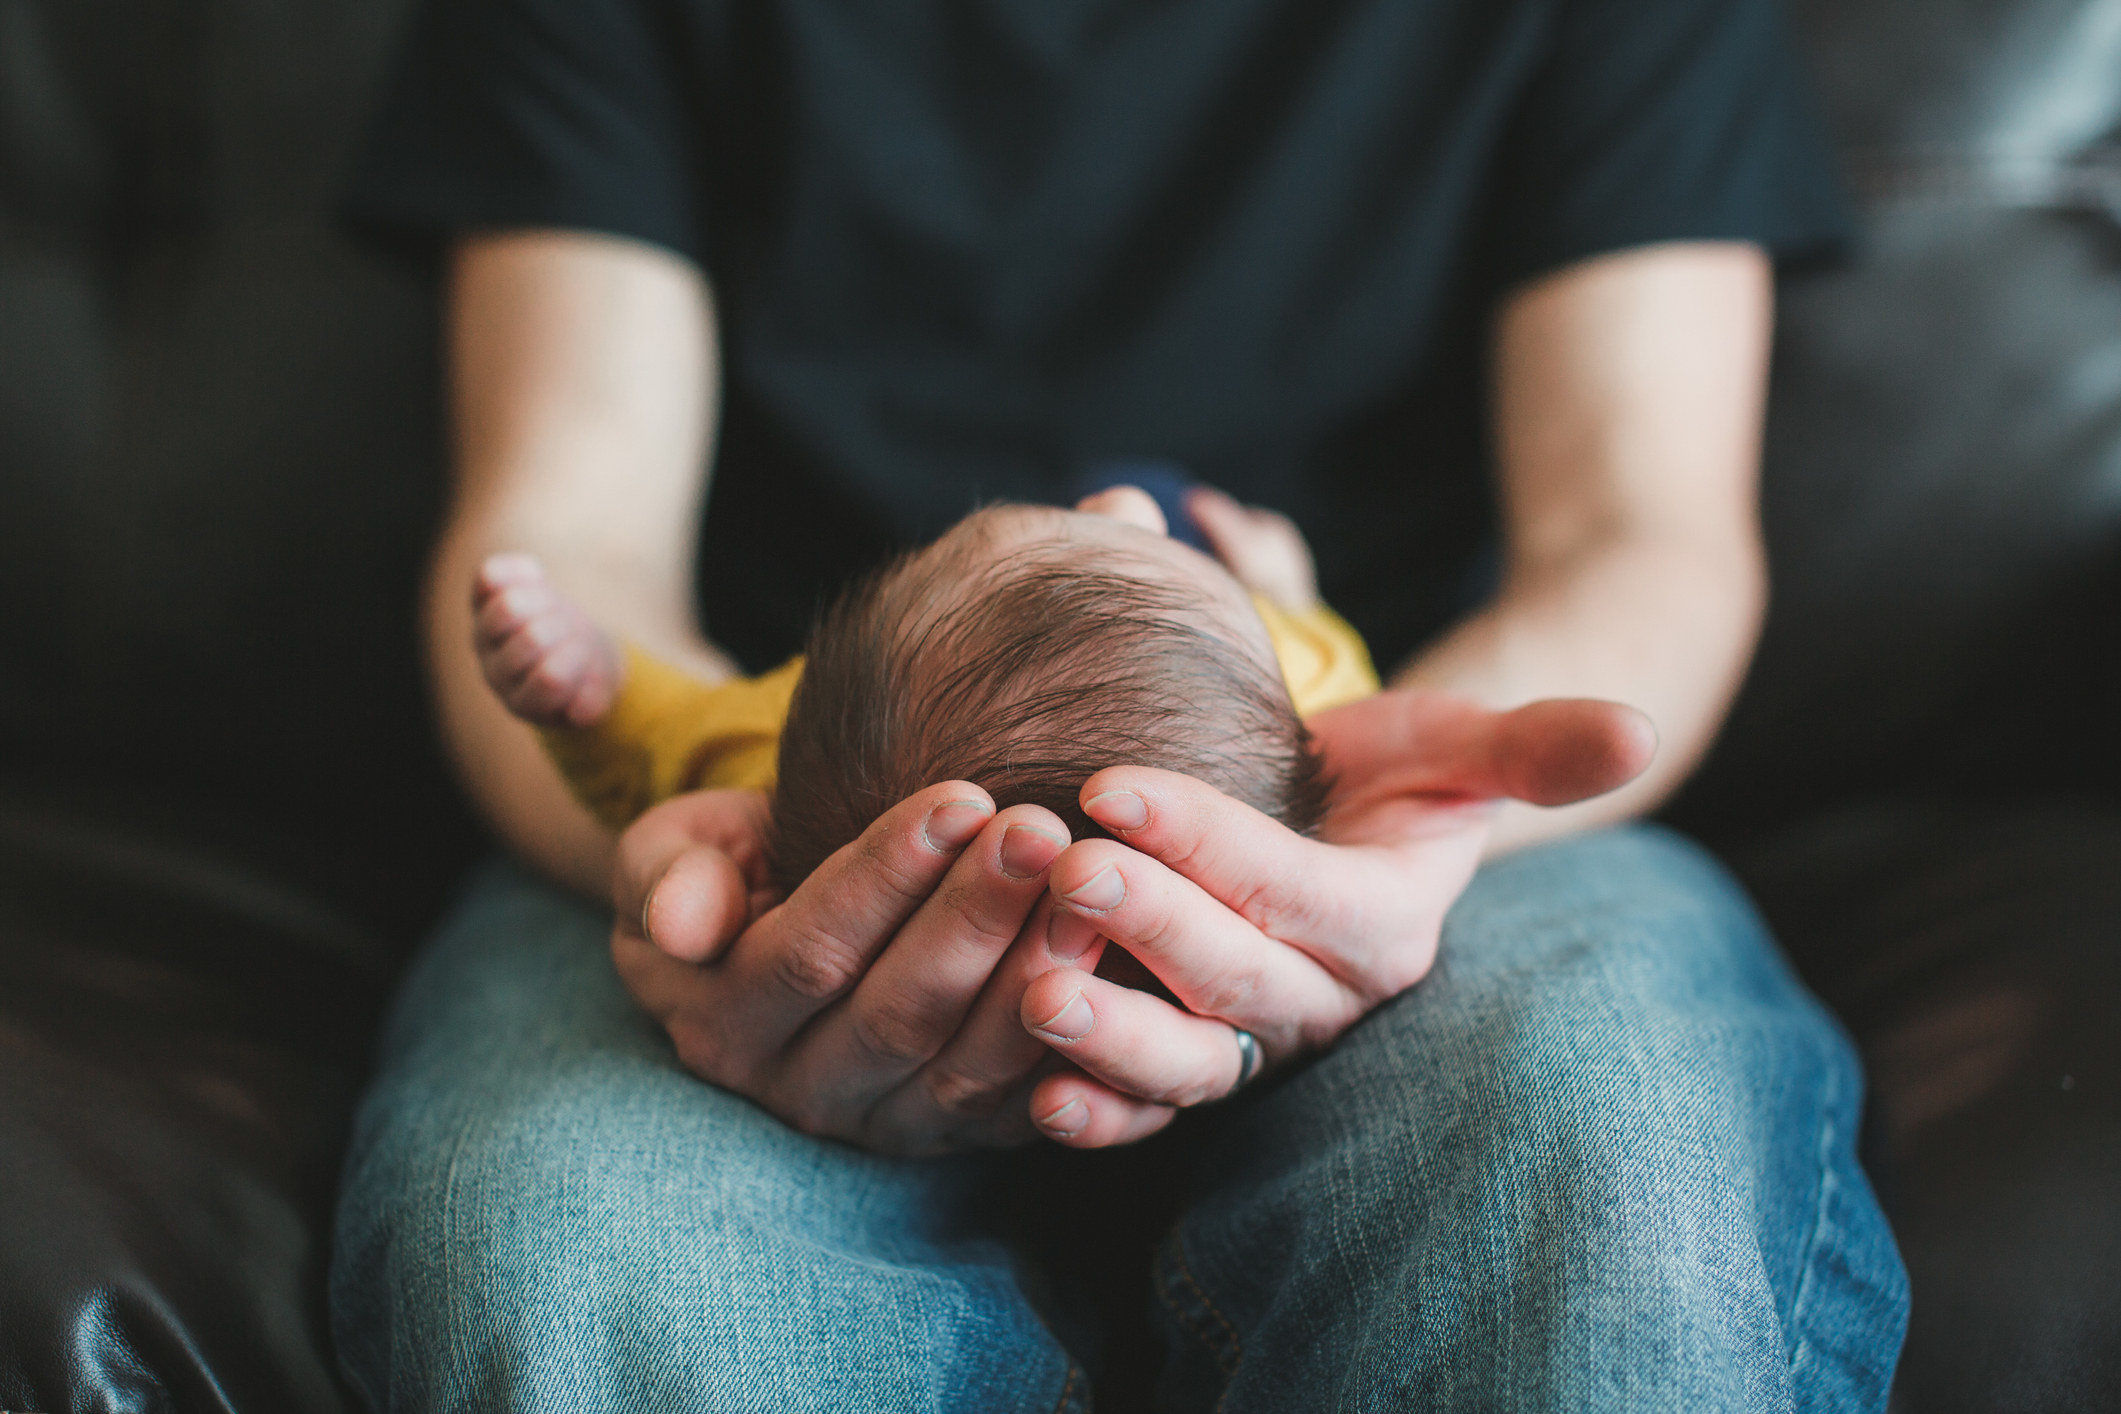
[769,514,1329,891]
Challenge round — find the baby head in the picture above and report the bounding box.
[769,502,1328,891]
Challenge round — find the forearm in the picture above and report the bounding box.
[1396,527,1764,850]
[429,231,727,898]
[1403,242,1774,852]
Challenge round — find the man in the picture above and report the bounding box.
[333,0,1909,1407]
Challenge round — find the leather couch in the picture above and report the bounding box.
[1,0,2114,1408]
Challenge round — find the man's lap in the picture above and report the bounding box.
[332,827,1907,1412]
[330,866,1085,1414]
[1164,825,1906,1411]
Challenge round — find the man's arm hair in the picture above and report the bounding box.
[1396,241,1774,850]
[429,231,731,896]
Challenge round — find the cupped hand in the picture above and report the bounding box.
[609,781,1085,1156]
[1019,689,1657,1147]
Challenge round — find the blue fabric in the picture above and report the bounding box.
[1066,462,1212,552]
[333,826,1907,1411]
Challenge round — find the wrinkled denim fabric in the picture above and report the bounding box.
[333,826,1906,1412]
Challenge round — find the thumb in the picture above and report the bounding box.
[1311,689,1657,807]
[1491,698,1659,806]
[638,845,752,964]
[611,788,773,964]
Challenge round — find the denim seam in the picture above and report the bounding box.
[1049,1361,1082,1414]
[1784,1047,1843,1379]
[436,1103,479,1395]
[1155,1230,1243,1408]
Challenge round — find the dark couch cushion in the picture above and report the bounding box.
[1,3,478,1406]
[1735,801,2121,1414]
[0,800,397,1413]
[1673,0,2121,840]
[0,0,483,938]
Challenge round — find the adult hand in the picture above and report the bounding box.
[1018,689,1657,1147]
[610,781,1087,1156]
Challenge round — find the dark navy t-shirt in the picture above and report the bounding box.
[349,0,1847,672]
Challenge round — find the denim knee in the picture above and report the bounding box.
[332,863,1080,1414]
[1160,828,1909,1414]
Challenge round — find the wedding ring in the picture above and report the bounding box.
[1231,1027,1262,1092]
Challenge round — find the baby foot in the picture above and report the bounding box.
[1186,486,1321,610]
[472,553,625,728]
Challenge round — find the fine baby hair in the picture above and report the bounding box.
[770,512,1328,891]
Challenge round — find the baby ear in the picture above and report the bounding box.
[1073,485,1169,537]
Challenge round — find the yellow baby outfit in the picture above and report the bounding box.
[545,599,1378,829]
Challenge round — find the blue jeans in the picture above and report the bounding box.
[331,827,1908,1411]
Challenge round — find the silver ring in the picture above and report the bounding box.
[1231,1027,1262,1092]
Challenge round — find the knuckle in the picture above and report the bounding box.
[1194,964,1263,1022]
[1234,885,1295,939]
[922,1064,1007,1120]
[857,828,935,903]
[1174,1073,1227,1109]
[769,927,865,1001]
[937,877,1023,952]
[848,1000,938,1068]
[1148,825,1206,875]
[1123,893,1183,956]
[1227,866,1317,941]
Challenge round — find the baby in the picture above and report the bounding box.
[474,488,1380,891]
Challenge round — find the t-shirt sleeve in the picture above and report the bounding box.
[1486,0,1851,287]
[344,0,703,265]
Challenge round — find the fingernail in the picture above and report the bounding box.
[1038,1097,1087,1138]
[998,824,1066,880]
[1046,909,1101,963]
[1031,989,1095,1042]
[639,877,661,946]
[924,800,992,852]
[1059,865,1125,913]
[1084,790,1148,832]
